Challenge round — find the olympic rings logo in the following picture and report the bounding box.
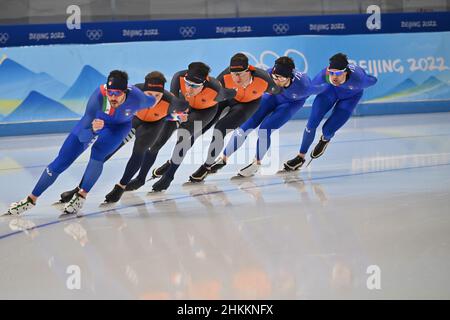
[179,26,196,38]
[272,23,290,35]
[86,29,103,41]
[0,33,9,44]
[243,49,308,74]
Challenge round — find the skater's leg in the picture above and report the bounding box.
[223,95,276,160]
[170,106,218,169]
[189,101,227,147]
[257,101,303,161]
[321,107,353,141]
[152,106,218,191]
[205,100,260,167]
[284,92,335,171]
[104,116,141,162]
[299,91,336,155]
[31,133,88,199]
[80,124,131,193]
[61,117,141,201]
[309,93,362,160]
[321,92,362,140]
[136,120,178,181]
[118,119,165,186]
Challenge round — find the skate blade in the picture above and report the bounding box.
[230,174,252,180]
[58,212,77,219]
[99,201,116,208]
[183,180,205,187]
[147,189,165,194]
[276,168,300,175]
[305,159,313,168]
[52,200,66,207]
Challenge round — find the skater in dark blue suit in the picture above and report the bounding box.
[284,53,377,171]
[5,70,156,215]
[209,56,314,177]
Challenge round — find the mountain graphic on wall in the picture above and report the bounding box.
[0,58,68,100]
[380,79,418,98]
[3,91,80,122]
[436,71,450,85]
[62,65,106,100]
[406,76,450,100]
[369,76,450,102]
[61,65,106,114]
[363,78,416,102]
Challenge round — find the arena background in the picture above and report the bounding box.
[1,1,449,136]
[1,0,450,301]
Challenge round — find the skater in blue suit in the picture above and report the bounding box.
[208,56,314,177]
[5,70,157,215]
[284,53,377,171]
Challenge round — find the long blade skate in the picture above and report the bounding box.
[58,212,77,219]
[147,190,166,195]
[3,197,35,216]
[230,174,253,180]
[276,168,301,175]
[99,201,116,208]
[182,180,205,187]
[305,158,314,168]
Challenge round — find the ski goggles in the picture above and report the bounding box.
[230,70,249,77]
[106,89,125,97]
[327,68,347,76]
[184,77,204,88]
[272,73,289,81]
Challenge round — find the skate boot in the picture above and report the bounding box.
[125,178,145,191]
[4,197,35,215]
[283,155,306,171]
[238,160,260,177]
[189,165,210,183]
[209,158,227,174]
[59,186,80,204]
[311,135,330,159]
[152,173,174,192]
[152,160,171,179]
[104,184,125,203]
[63,192,86,214]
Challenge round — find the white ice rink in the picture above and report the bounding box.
[1,112,450,299]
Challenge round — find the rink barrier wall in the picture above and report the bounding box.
[2,101,450,137]
[1,12,450,136]
[1,12,449,47]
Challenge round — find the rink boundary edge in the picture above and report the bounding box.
[1,161,450,242]
[1,101,450,137]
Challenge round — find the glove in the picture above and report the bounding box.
[167,108,189,123]
[170,97,190,113]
